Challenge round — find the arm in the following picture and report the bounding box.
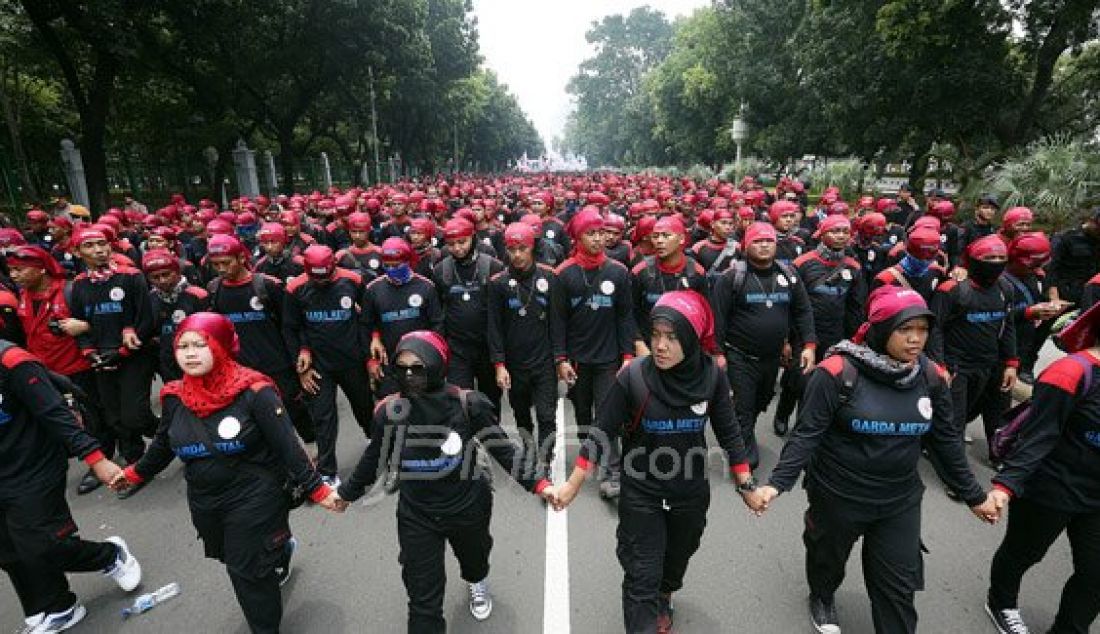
[550,267,570,361]
[708,369,751,478]
[925,371,985,505]
[927,286,952,364]
[790,270,817,347]
[338,408,388,502]
[127,397,181,482]
[9,357,102,464]
[424,281,445,334]
[486,280,506,365]
[575,372,630,471]
[631,270,648,344]
[615,269,635,359]
[281,288,305,360]
[470,392,549,494]
[248,386,328,501]
[766,366,841,492]
[844,269,866,338]
[998,284,1019,367]
[709,269,732,351]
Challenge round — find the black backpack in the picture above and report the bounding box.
[0,339,98,448]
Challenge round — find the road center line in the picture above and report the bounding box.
[543,399,570,634]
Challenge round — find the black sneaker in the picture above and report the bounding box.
[809,594,840,634]
[773,416,789,436]
[276,537,298,587]
[985,604,1030,633]
[77,470,102,495]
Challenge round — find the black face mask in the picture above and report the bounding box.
[968,259,1006,287]
[395,365,430,395]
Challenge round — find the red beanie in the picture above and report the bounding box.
[569,207,604,240]
[141,248,181,274]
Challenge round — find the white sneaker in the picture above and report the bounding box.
[964,433,974,443]
[322,475,342,490]
[20,603,86,634]
[103,536,142,591]
[468,580,493,621]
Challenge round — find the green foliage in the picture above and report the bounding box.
[984,134,1100,230]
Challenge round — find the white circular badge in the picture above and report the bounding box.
[250,296,264,311]
[508,279,517,288]
[889,234,899,244]
[546,230,556,239]
[777,275,789,287]
[408,293,423,308]
[218,416,242,439]
[841,269,852,281]
[172,309,186,324]
[917,397,934,420]
[440,431,463,456]
[930,278,939,291]
[482,237,492,246]
[939,234,947,244]
[109,287,125,301]
[369,258,380,270]
[600,280,615,295]
[64,253,72,261]
[536,278,549,293]
[690,402,708,415]
[340,296,353,309]
[867,250,876,262]
[680,277,690,289]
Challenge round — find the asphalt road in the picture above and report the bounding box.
[2,343,1091,633]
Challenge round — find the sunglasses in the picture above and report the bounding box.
[396,363,427,375]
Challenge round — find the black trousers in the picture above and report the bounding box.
[69,369,111,462]
[0,480,117,617]
[190,481,292,634]
[572,361,622,479]
[725,349,780,470]
[507,363,558,467]
[304,363,374,477]
[616,482,709,634]
[94,349,157,464]
[804,487,924,634]
[775,345,825,422]
[397,489,493,634]
[926,365,1008,484]
[988,497,1100,634]
[448,342,502,415]
[270,368,315,443]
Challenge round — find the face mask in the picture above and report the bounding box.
[395,365,429,394]
[384,263,412,285]
[968,259,1006,287]
[899,254,932,278]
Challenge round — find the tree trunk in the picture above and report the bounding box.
[277,125,295,195]
[907,140,933,203]
[0,76,39,202]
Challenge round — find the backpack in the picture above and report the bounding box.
[722,259,800,300]
[991,353,1094,463]
[436,254,493,297]
[0,340,97,448]
[834,354,944,405]
[955,277,1010,339]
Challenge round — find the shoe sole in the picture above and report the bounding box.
[278,539,298,587]
[810,618,840,634]
[984,604,1011,634]
[470,605,492,621]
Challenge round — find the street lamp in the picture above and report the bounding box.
[729,103,748,172]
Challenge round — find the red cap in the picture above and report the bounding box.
[302,245,336,279]
[409,217,436,238]
[967,234,1008,260]
[26,209,48,223]
[142,249,181,274]
[7,246,63,278]
[569,207,604,240]
[814,215,851,238]
[397,330,450,367]
[71,226,106,247]
[928,200,956,220]
[1008,231,1050,268]
[257,223,287,245]
[1002,206,1034,232]
[857,212,887,238]
[206,235,248,258]
[175,312,240,358]
[602,213,626,231]
[443,218,475,241]
[652,215,685,237]
[346,212,372,232]
[504,222,536,248]
[744,222,777,245]
[380,237,413,262]
[768,200,799,223]
[906,227,941,260]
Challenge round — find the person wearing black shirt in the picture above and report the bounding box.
[334,212,383,281]
[284,245,372,484]
[143,249,210,382]
[691,208,738,274]
[603,213,633,267]
[870,226,946,303]
[551,208,635,498]
[985,303,1100,634]
[960,193,1000,255]
[433,218,504,413]
[630,215,707,355]
[336,331,552,633]
[116,313,340,634]
[253,223,304,285]
[487,223,558,475]
[1048,209,1100,305]
[1004,233,1069,384]
[759,287,997,634]
[0,341,143,633]
[712,222,816,459]
[69,227,158,498]
[549,291,760,634]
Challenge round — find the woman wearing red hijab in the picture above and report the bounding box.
[113,312,341,633]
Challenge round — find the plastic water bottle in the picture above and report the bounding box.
[121,583,180,619]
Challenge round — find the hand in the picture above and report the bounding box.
[551,482,579,511]
[739,488,768,516]
[757,485,779,510]
[713,353,727,370]
[951,267,969,282]
[989,488,1011,514]
[495,365,511,390]
[296,350,312,374]
[800,348,816,374]
[1000,367,1017,392]
[57,318,90,336]
[121,331,142,350]
[318,491,347,513]
[108,472,131,492]
[300,369,321,395]
[370,337,388,366]
[780,342,792,368]
[634,340,651,357]
[557,361,577,385]
[91,459,123,487]
[538,485,557,505]
[621,357,632,370]
[970,493,1001,524]
[369,362,384,382]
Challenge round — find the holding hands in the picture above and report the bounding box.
[971,489,1010,524]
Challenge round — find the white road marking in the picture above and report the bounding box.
[543,399,570,634]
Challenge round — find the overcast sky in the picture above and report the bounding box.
[472,0,709,147]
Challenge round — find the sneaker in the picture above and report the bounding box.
[321,474,342,490]
[76,470,102,495]
[103,536,142,592]
[468,580,493,621]
[964,433,974,444]
[599,478,621,500]
[20,603,86,634]
[773,416,789,436]
[985,604,1030,634]
[276,537,298,587]
[656,594,674,634]
[809,594,840,634]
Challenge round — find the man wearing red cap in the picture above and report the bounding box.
[433,219,504,411]
[254,222,305,284]
[770,200,809,266]
[206,235,315,443]
[532,194,570,266]
[68,227,157,499]
[630,215,707,356]
[143,249,210,382]
[928,235,1017,498]
[551,207,634,498]
[691,208,739,274]
[872,226,948,303]
[712,222,816,456]
[23,210,52,250]
[488,223,558,475]
[284,245,372,486]
[1003,232,1069,384]
[334,212,383,281]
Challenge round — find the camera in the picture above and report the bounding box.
[48,319,64,336]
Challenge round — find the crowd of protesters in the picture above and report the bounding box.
[1,174,1097,634]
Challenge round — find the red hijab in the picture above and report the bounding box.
[161,313,274,418]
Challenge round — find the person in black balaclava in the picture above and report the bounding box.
[549,290,760,634]
[927,235,1017,496]
[759,286,997,634]
[336,331,553,634]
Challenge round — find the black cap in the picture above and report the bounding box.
[978,193,1000,208]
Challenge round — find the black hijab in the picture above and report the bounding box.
[645,307,716,407]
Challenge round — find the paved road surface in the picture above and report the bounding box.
[2,344,1089,633]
